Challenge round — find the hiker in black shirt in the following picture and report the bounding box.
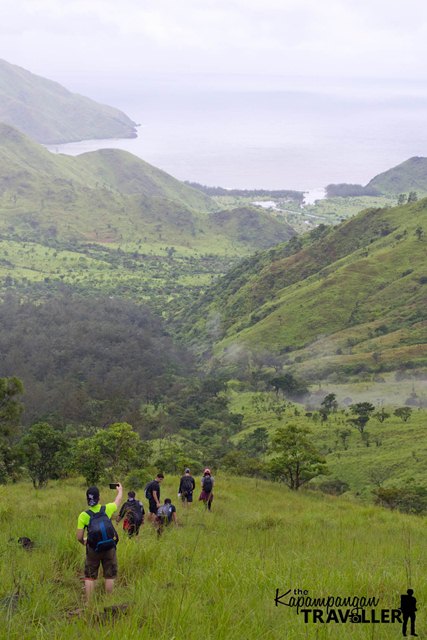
[145,473,164,523]
[178,468,196,505]
[199,468,214,511]
[116,490,145,537]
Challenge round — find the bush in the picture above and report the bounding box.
[373,485,427,515]
[316,478,350,495]
[124,468,153,491]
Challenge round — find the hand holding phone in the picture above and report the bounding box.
[109,483,119,489]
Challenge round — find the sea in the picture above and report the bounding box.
[47,74,427,198]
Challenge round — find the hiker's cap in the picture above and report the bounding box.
[185,468,190,473]
[203,468,211,475]
[86,486,100,506]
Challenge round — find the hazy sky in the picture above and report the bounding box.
[1,0,427,91]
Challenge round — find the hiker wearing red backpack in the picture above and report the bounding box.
[76,483,123,602]
[116,490,145,537]
[199,468,214,511]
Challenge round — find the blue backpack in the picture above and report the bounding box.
[86,506,119,552]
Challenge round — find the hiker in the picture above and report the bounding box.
[178,467,196,505]
[76,483,123,602]
[145,473,164,523]
[199,468,214,511]
[116,490,144,537]
[156,498,177,536]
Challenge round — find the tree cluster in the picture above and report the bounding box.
[0,292,194,426]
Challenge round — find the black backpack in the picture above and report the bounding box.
[86,506,119,552]
[202,476,213,493]
[144,481,154,500]
[181,476,194,494]
[126,501,144,524]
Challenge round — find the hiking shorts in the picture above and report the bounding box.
[85,545,118,580]
[148,499,158,514]
[181,491,193,502]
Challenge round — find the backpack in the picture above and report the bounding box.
[181,476,194,494]
[144,481,154,500]
[202,476,213,493]
[86,506,118,552]
[126,500,143,525]
[157,504,172,523]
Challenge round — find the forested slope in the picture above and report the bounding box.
[176,200,427,379]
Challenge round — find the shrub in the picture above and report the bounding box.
[373,485,427,514]
[316,478,350,495]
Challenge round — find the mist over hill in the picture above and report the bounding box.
[175,200,427,381]
[0,58,137,143]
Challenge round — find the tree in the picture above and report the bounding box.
[348,402,375,434]
[20,422,69,488]
[239,427,269,456]
[73,422,151,483]
[394,407,412,423]
[319,393,338,420]
[336,428,352,450]
[221,450,264,477]
[407,191,418,203]
[0,377,24,483]
[72,440,105,485]
[0,377,24,437]
[268,424,327,490]
[269,373,308,399]
[373,408,390,423]
[397,194,407,205]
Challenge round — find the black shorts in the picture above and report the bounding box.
[149,499,158,514]
[85,545,117,579]
[181,491,193,502]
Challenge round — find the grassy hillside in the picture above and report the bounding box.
[0,59,137,143]
[1,477,425,639]
[0,124,294,306]
[367,156,427,196]
[228,390,427,497]
[176,200,427,379]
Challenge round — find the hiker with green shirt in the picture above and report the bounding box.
[76,483,123,602]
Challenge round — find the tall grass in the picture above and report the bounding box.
[0,476,425,639]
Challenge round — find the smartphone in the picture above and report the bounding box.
[109,483,119,489]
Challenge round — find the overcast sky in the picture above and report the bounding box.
[1,0,427,93]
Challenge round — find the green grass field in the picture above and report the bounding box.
[1,477,425,639]
[229,390,427,496]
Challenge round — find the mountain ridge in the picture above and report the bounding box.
[0,58,137,143]
[175,201,427,379]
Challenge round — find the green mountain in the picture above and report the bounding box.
[325,157,427,200]
[177,202,427,379]
[0,58,137,143]
[367,156,427,195]
[0,124,295,306]
[0,123,295,245]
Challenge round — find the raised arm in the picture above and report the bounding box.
[114,483,123,508]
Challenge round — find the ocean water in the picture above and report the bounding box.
[48,76,427,193]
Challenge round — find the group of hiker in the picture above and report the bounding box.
[76,468,214,601]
